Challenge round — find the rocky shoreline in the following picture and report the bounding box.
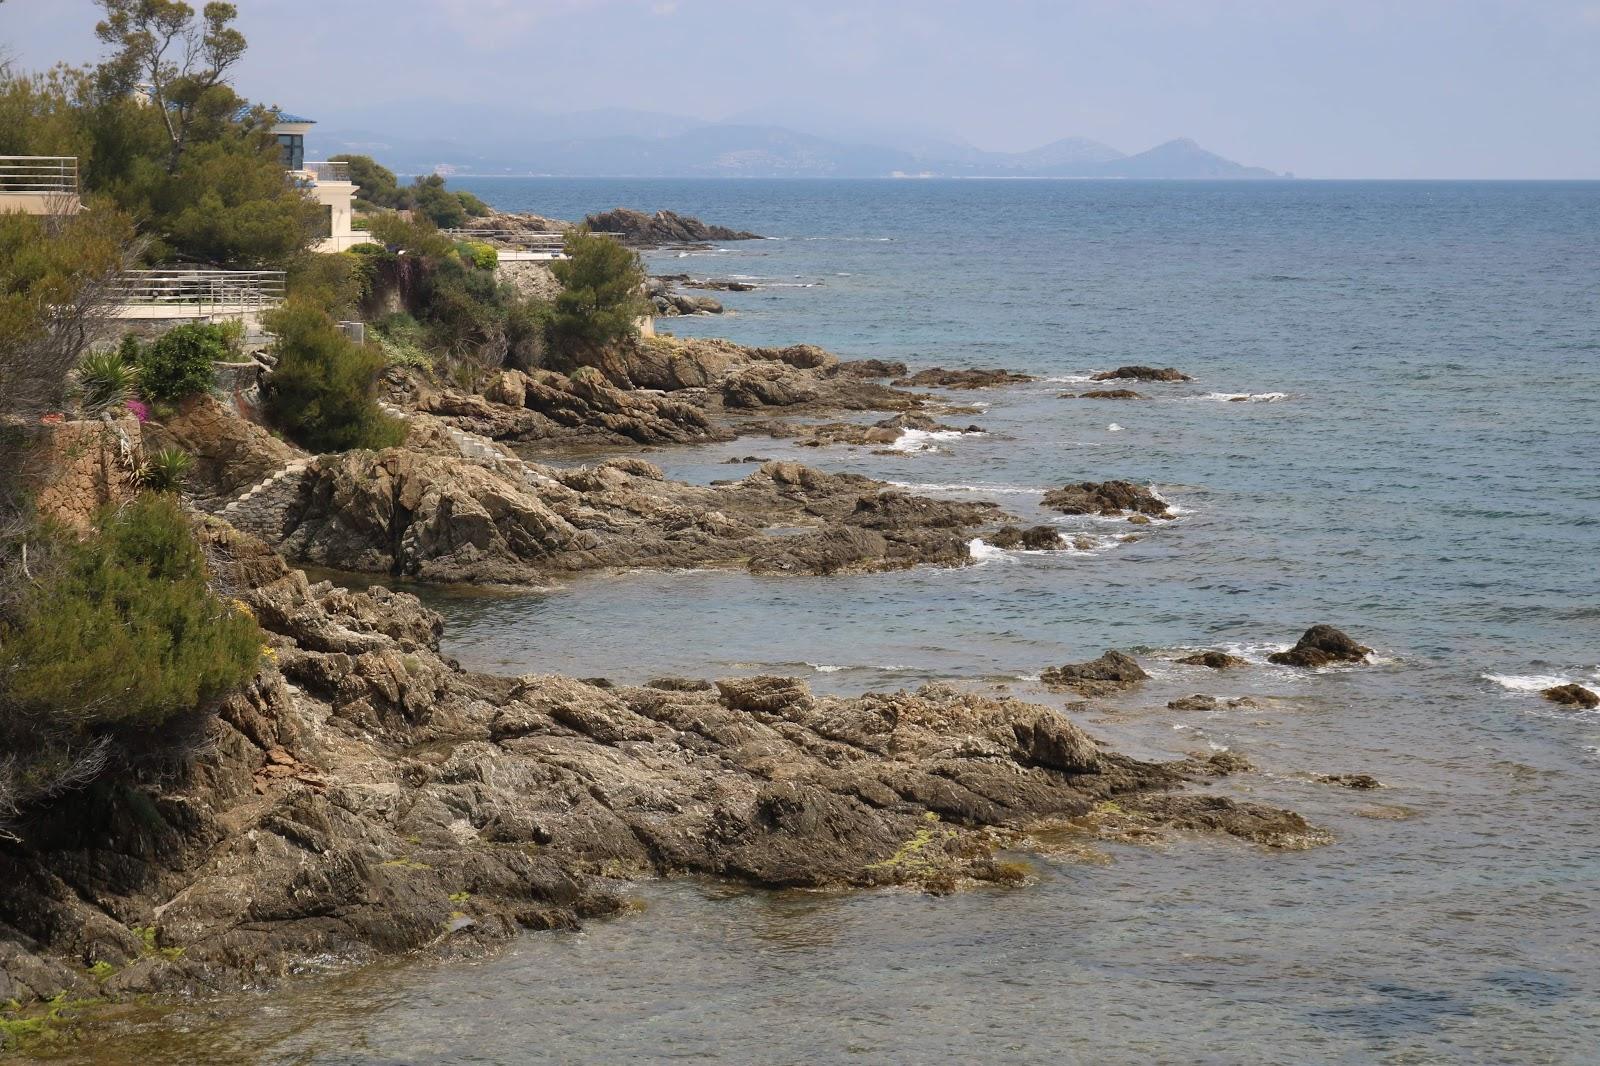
[2,264,1342,1038]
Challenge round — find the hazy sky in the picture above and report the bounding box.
[4,0,1599,178]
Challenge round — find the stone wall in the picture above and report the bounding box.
[27,417,138,533]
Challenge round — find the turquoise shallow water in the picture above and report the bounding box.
[90,180,1600,1062]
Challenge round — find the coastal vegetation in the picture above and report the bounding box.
[548,229,650,353]
[260,299,406,451]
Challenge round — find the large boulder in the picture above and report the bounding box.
[1542,684,1599,709]
[1091,366,1192,382]
[1268,625,1372,668]
[1043,480,1171,517]
[1041,650,1150,697]
[583,207,762,244]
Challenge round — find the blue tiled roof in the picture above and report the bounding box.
[233,104,317,124]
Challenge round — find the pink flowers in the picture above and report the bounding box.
[125,399,150,422]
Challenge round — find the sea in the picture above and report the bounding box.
[77,180,1600,1063]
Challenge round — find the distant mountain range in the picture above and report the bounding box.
[301,102,1284,179]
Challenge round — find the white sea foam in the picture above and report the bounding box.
[887,480,1044,496]
[1484,673,1598,696]
[1195,392,1288,403]
[1107,423,1124,432]
[806,663,846,674]
[890,428,972,453]
[967,538,1015,562]
[1045,374,1097,384]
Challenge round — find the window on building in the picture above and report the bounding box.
[277,133,304,171]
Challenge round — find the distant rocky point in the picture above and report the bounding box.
[583,207,762,245]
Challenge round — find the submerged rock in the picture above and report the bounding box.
[1042,480,1171,518]
[1177,651,1250,670]
[1091,366,1192,382]
[1541,684,1599,709]
[1041,650,1150,697]
[890,367,1034,389]
[1267,625,1372,668]
[1317,773,1383,790]
[1069,389,1146,400]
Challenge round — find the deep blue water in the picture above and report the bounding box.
[118,180,1600,1063]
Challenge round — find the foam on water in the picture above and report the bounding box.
[889,428,974,453]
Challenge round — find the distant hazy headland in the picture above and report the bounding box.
[312,101,1285,179]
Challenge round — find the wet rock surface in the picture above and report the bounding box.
[767,411,982,448]
[890,367,1035,389]
[0,522,1319,1000]
[1541,684,1599,709]
[1041,650,1151,697]
[1268,625,1372,668]
[1177,651,1251,670]
[1043,480,1172,518]
[1091,366,1192,382]
[1068,389,1146,400]
[986,525,1065,551]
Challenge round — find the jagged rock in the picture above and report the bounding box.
[583,207,762,244]
[1542,684,1599,709]
[1318,773,1382,790]
[682,278,758,292]
[1069,389,1145,400]
[891,367,1034,389]
[1268,625,1372,668]
[836,358,909,379]
[1178,651,1250,670]
[1041,650,1150,697]
[1167,694,1220,711]
[768,411,980,448]
[143,394,302,500]
[987,525,1063,551]
[1091,366,1192,382]
[0,523,1322,1003]
[1043,480,1171,517]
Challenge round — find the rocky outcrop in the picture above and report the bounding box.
[1177,651,1250,670]
[1041,650,1150,697]
[583,208,763,245]
[142,394,302,501]
[986,525,1064,550]
[1091,366,1192,382]
[1268,625,1372,668]
[890,367,1034,389]
[1043,480,1171,518]
[648,277,725,316]
[0,523,1321,1002]
[236,450,1009,585]
[768,412,982,448]
[1069,389,1145,400]
[1542,684,1599,709]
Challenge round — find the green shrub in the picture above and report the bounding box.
[75,349,138,412]
[262,300,407,452]
[548,231,650,354]
[410,174,467,229]
[136,447,192,493]
[0,495,262,730]
[455,190,491,218]
[458,240,498,272]
[136,323,229,402]
[117,334,143,365]
[372,312,433,370]
[286,250,367,316]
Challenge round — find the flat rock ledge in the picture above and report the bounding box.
[0,524,1325,1005]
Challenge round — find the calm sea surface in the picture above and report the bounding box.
[85,180,1600,1063]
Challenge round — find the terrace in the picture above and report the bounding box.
[0,155,82,215]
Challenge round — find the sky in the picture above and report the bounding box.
[3,0,1599,178]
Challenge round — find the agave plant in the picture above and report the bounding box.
[76,349,140,413]
[135,447,194,493]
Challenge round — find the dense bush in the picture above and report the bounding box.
[286,249,368,317]
[0,495,261,731]
[262,300,407,452]
[134,322,231,402]
[548,230,650,353]
[330,153,406,210]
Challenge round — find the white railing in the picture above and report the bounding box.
[443,229,625,246]
[300,161,351,183]
[0,155,79,193]
[110,269,286,318]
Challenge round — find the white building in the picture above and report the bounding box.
[271,111,373,254]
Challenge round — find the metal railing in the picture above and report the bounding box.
[300,160,351,183]
[111,269,286,315]
[443,229,625,247]
[0,155,79,193]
